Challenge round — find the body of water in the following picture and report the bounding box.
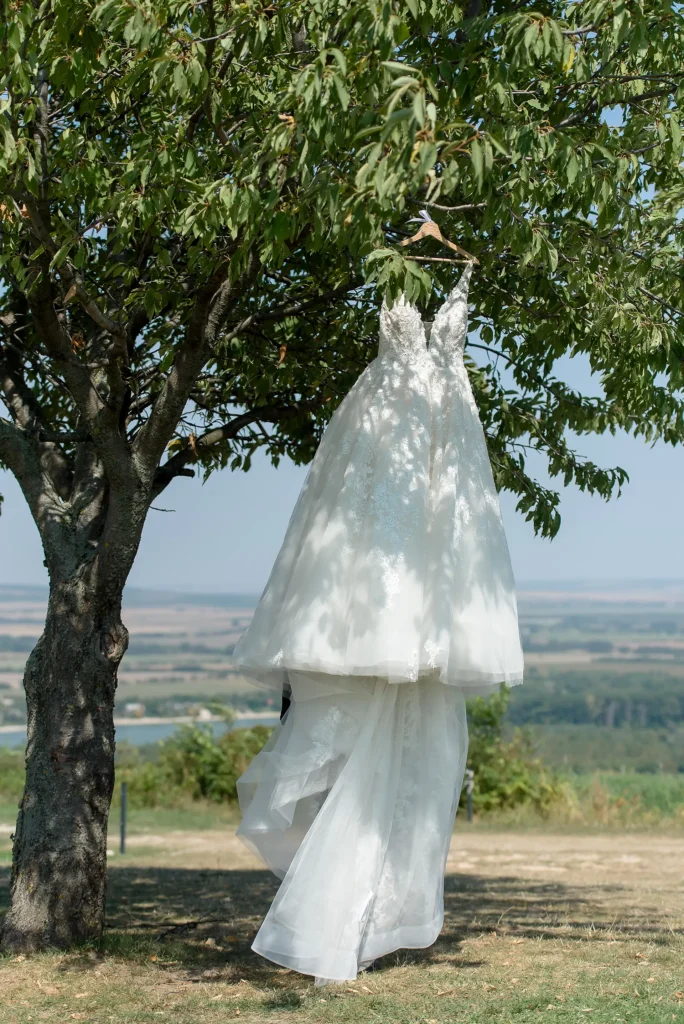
[0,716,280,749]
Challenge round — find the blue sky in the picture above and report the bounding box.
[1,419,682,592]
[2,313,683,592]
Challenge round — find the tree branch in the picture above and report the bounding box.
[151,401,317,499]
[0,416,67,551]
[638,286,683,322]
[27,248,134,489]
[221,284,362,344]
[133,250,259,476]
[418,200,487,213]
[19,195,127,347]
[36,428,92,443]
[0,417,29,477]
[0,349,72,497]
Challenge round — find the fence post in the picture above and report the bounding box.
[120,781,127,855]
[464,768,474,823]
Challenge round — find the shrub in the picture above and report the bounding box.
[116,725,273,808]
[464,687,566,815]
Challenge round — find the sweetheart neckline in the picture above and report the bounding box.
[381,262,473,352]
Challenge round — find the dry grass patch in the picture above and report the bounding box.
[1,828,684,1023]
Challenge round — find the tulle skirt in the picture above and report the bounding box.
[232,352,523,697]
[237,672,468,983]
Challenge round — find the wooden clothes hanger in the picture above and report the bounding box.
[400,212,479,265]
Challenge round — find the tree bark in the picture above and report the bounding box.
[1,574,128,952]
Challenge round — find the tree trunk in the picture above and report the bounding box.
[1,576,128,952]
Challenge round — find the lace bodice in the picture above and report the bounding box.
[429,262,473,368]
[377,263,473,364]
[378,295,427,360]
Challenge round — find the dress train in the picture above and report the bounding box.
[237,672,468,983]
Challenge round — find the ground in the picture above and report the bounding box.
[1,810,683,1024]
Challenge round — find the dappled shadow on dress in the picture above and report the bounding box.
[233,269,521,695]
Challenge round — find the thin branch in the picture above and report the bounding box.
[20,195,128,346]
[222,284,361,343]
[133,250,257,474]
[36,428,92,443]
[191,28,233,45]
[151,401,318,498]
[418,201,487,213]
[637,286,683,321]
[406,256,472,264]
[466,342,602,413]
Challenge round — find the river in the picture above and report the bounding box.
[0,715,280,749]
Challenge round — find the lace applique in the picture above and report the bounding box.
[429,263,473,366]
[378,553,402,609]
[423,639,444,669]
[233,258,522,690]
[378,295,425,361]
[407,648,419,682]
[334,351,432,615]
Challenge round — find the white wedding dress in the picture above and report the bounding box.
[234,265,523,983]
[233,263,523,693]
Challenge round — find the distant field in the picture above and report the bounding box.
[527,724,684,773]
[2,583,684,772]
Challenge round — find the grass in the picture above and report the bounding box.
[1,812,684,1024]
[2,939,683,1023]
[471,771,684,833]
[110,801,242,835]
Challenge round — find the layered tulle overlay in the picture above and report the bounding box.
[233,264,523,694]
[237,673,468,983]
[234,265,523,983]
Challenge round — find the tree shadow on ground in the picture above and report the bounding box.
[0,864,679,985]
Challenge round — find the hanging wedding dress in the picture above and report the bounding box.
[234,264,523,984]
[233,263,522,692]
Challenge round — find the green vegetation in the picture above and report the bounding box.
[3,712,683,831]
[113,692,571,817]
[3,589,684,827]
[465,688,564,815]
[2,820,684,1024]
[116,725,273,808]
[510,668,684,730]
[0,750,24,804]
[530,722,684,773]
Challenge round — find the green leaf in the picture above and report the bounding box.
[381,60,421,75]
[328,47,347,74]
[173,63,187,96]
[50,241,73,270]
[470,138,484,189]
[566,151,579,185]
[412,89,426,127]
[333,74,350,111]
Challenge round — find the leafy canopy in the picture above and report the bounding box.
[1,0,683,541]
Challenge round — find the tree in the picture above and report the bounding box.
[0,0,683,951]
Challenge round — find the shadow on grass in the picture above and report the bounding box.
[0,863,679,984]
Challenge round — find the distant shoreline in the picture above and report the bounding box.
[0,710,278,735]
